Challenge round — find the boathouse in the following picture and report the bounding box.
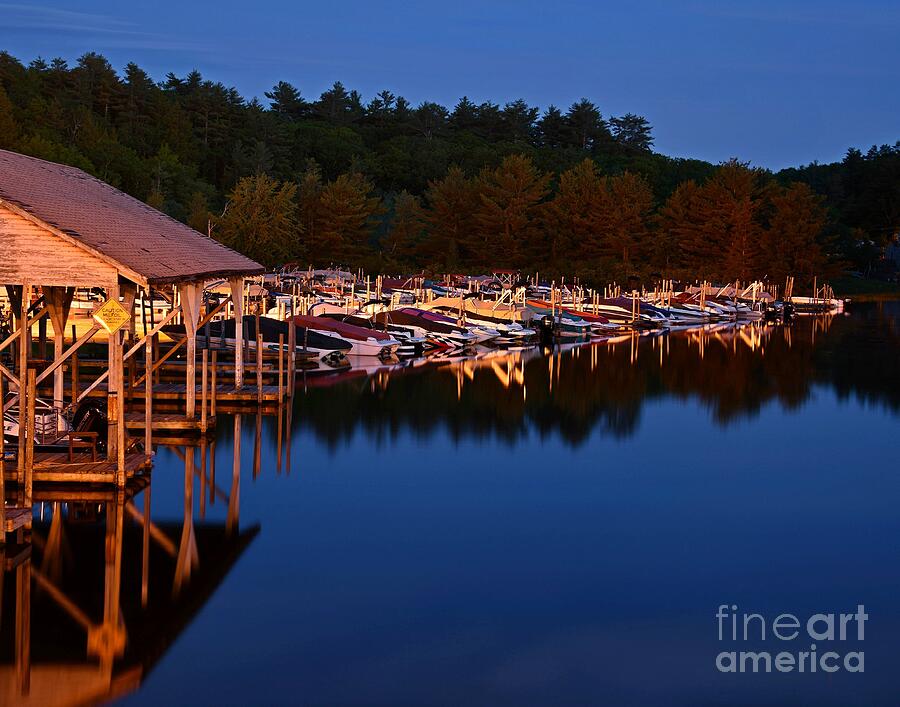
[0,148,263,530]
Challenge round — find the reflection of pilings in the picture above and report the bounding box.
[173,448,198,598]
[15,552,31,696]
[142,484,150,607]
[285,402,293,475]
[253,412,262,480]
[276,404,283,475]
[199,438,207,519]
[226,416,241,538]
[98,497,125,676]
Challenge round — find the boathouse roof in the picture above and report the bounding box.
[0,149,264,287]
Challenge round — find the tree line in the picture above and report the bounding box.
[0,51,897,285]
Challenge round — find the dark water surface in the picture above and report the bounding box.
[14,301,900,706]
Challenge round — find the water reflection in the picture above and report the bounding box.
[294,301,900,447]
[4,301,898,706]
[0,433,256,706]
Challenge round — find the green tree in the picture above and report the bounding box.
[314,171,381,263]
[609,114,654,152]
[763,182,828,285]
[383,191,426,267]
[473,154,549,268]
[0,85,19,149]
[424,165,478,269]
[546,159,607,265]
[213,174,299,267]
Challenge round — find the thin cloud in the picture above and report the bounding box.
[0,3,212,53]
[0,3,135,32]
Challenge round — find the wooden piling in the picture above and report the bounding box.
[145,336,152,461]
[25,368,35,510]
[0,375,5,538]
[201,348,208,434]
[278,333,284,402]
[287,318,296,395]
[211,350,218,418]
[256,332,263,404]
[71,324,79,404]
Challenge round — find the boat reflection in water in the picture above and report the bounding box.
[294,301,900,446]
[0,427,256,707]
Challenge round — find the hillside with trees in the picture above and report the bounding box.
[1,51,897,285]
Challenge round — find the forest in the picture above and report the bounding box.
[1,51,898,286]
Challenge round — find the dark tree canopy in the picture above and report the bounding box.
[0,49,892,285]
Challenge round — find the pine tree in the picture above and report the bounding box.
[565,99,609,150]
[656,180,702,271]
[473,154,549,268]
[296,159,324,257]
[265,81,307,119]
[537,105,566,148]
[601,172,654,270]
[315,171,381,263]
[423,166,479,268]
[186,191,210,234]
[213,174,299,267]
[0,85,19,149]
[763,182,828,285]
[383,191,426,267]
[609,114,654,152]
[546,159,607,265]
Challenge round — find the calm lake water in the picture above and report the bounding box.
[10,301,900,706]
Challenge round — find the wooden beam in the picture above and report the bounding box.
[34,324,100,387]
[180,283,203,419]
[17,283,29,481]
[230,277,244,389]
[132,297,225,389]
[44,286,75,411]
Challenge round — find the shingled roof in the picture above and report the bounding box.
[0,149,264,285]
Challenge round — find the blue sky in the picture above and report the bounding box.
[1,0,897,169]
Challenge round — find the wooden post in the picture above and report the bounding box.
[278,333,284,403]
[107,282,121,462]
[145,335,152,461]
[17,283,29,483]
[180,284,203,420]
[45,287,74,412]
[211,350,218,419]
[70,324,79,404]
[256,332,263,404]
[108,391,120,474]
[287,318,296,395]
[201,349,208,434]
[25,369,35,511]
[0,375,5,539]
[229,278,244,390]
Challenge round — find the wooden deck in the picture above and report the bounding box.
[3,507,31,532]
[123,411,216,434]
[49,381,285,404]
[3,452,150,484]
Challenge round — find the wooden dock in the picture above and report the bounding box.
[47,381,286,404]
[3,451,150,485]
[123,411,216,435]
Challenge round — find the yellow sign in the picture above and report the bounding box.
[93,298,131,334]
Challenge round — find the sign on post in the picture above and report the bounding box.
[93,298,131,334]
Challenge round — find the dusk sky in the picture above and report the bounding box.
[2,0,897,169]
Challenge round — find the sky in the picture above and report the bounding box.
[1,0,898,169]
